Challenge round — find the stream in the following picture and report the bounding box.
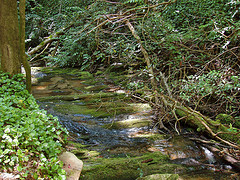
[32,67,238,180]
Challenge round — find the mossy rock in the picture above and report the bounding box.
[36,92,125,102]
[53,100,135,118]
[81,152,185,180]
[53,103,110,118]
[136,174,179,180]
[41,67,93,79]
[72,149,100,159]
[84,85,109,92]
[129,103,151,112]
[103,118,152,129]
[176,108,240,144]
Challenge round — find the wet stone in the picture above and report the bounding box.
[32,67,235,180]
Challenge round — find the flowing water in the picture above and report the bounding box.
[32,68,238,180]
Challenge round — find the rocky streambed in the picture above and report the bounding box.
[32,67,237,180]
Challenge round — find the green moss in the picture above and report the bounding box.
[84,85,109,92]
[36,92,124,102]
[51,94,134,118]
[68,140,184,180]
[216,114,233,124]
[67,141,100,159]
[81,152,185,180]
[72,149,100,159]
[41,67,93,79]
[175,108,206,131]
[137,174,179,180]
[176,108,240,145]
[217,124,240,144]
[129,103,152,112]
[95,70,104,76]
[54,102,135,118]
[103,118,152,129]
[54,104,109,117]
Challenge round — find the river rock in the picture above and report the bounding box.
[59,151,83,180]
[0,173,20,180]
[136,174,179,180]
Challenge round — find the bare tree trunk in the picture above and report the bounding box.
[0,0,21,75]
[19,0,32,93]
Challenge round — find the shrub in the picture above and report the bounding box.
[175,70,240,119]
[0,72,68,179]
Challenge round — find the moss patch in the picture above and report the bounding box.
[83,85,109,92]
[176,108,240,144]
[103,118,152,129]
[54,102,135,118]
[80,152,185,180]
[216,114,233,125]
[137,174,179,180]
[36,92,126,102]
[50,93,134,118]
[41,67,93,79]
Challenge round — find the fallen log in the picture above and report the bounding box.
[205,145,240,171]
[27,24,74,56]
[158,94,240,150]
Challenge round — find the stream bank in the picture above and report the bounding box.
[32,67,237,179]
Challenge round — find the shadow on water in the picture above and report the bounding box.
[32,68,238,179]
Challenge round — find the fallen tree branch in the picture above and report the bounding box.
[126,20,159,104]
[204,145,240,171]
[27,24,73,56]
[30,42,51,62]
[158,93,240,150]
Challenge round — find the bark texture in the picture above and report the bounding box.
[0,0,21,75]
[19,0,32,93]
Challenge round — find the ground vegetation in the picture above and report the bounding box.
[0,72,68,178]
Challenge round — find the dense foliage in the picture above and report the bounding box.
[25,0,239,122]
[0,72,68,179]
[174,70,240,123]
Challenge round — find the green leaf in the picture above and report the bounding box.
[17,165,22,171]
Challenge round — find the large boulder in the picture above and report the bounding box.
[59,151,83,180]
[0,173,20,180]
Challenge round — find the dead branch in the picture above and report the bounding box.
[122,0,176,16]
[27,24,73,56]
[158,93,240,150]
[30,42,51,62]
[87,20,110,35]
[84,0,176,35]
[126,20,159,103]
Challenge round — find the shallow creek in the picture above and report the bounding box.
[32,68,237,180]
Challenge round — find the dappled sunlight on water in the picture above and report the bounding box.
[32,69,237,179]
